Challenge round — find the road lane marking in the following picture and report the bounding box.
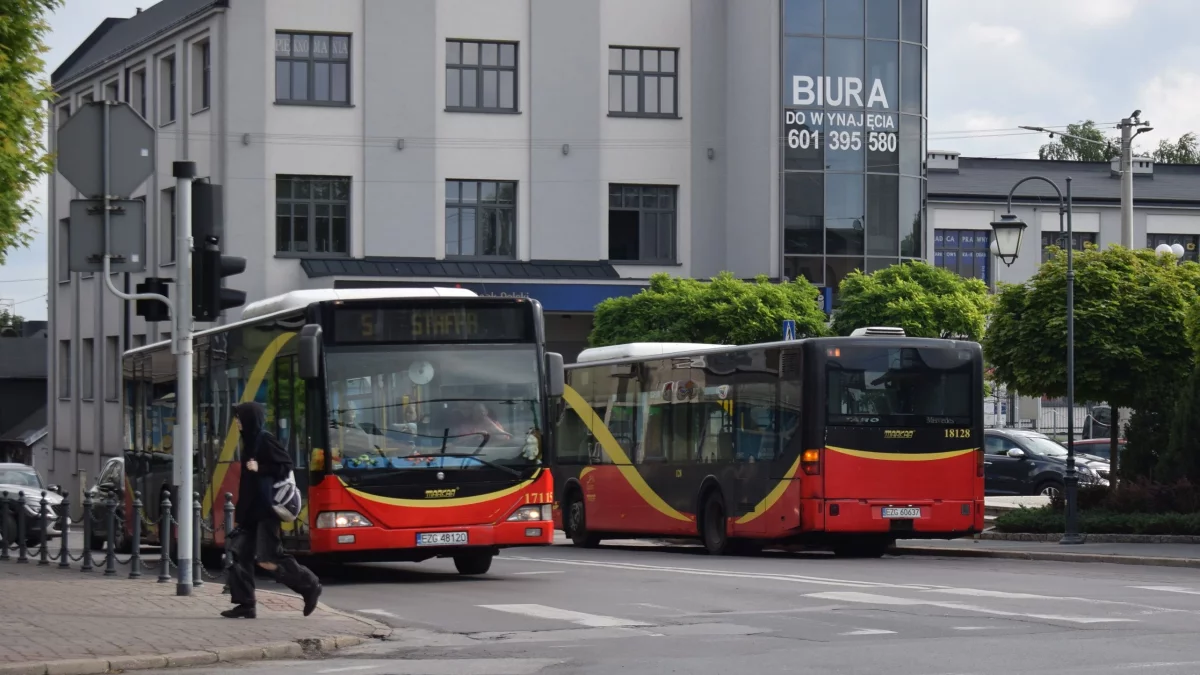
[840,628,896,636]
[502,556,940,590]
[952,626,998,630]
[480,604,651,627]
[317,667,380,674]
[358,609,400,619]
[1131,585,1200,596]
[806,591,1138,624]
[511,570,565,575]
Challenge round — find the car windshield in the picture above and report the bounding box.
[1021,435,1069,458]
[0,467,43,489]
[324,344,543,474]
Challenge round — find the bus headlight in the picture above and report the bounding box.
[315,511,373,529]
[507,505,551,522]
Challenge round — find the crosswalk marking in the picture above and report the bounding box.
[840,628,896,636]
[480,604,651,627]
[807,591,1138,624]
[1131,585,1200,596]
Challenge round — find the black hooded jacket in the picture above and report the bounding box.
[233,402,294,525]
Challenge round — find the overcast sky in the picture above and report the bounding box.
[4,0,1199,320]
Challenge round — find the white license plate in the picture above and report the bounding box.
[881,507,921,519]
[417,531,468,546]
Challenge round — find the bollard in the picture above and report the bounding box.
[58,494,71,569]
[38,492,49,566]
[192,492,203,587]
[80,492,94,572]
[104,497,118,576]
[0,491,10,562]
[222,492,234,595]
[128,492,143,579]
[158,492,172,583]
[16,491,28,563]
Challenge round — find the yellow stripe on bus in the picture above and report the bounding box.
[340,470,540,508]
[562,385,692,523]
[826,446,976,462]
[733,456,802,525]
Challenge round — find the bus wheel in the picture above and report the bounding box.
[454,551,494,575]
[700,492,729,555]
[566,491,600,548]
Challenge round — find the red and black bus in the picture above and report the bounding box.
[119,288,562,575]
[550,331,985,557]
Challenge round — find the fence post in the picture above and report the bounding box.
[58,494,71,569]
[38,492,50,566]
[222,492,234,595]
[104,497,118,576]
[0,491,10,562]
[128,492,142,579]
[158,492,172,583]
[192,492,202,587]
[80,492,94,572]
[16,491,28,564]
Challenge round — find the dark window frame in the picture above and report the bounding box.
[162,187,177,264]
[1146,232,1199,263]
[608,46,680,119]
[933,228,990,285]
[161,54,177,125]
[607,183,678,264]
[275,175,352,257]
[274,31,353,107]
[444,179,518,259]
[1042,230,1097,263]
[445,39,519,114]
[200,41,212,110]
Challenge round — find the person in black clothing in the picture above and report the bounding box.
[222,402,322,619]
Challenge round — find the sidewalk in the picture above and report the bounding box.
[894,538,1200,568]
[0,562,387,675]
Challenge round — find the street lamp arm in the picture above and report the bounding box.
[1005,175,1065,214]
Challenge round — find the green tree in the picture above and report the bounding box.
[831,261,991,340]
[0,0,62,263]
[985,246,1200,479]
[1152,132,1200,165]
[589,272,828,347]
[1037,121,1120,162]
[0,308,22,336]
[1159,301,1200,482]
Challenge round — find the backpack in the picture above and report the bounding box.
[255,431,302,523]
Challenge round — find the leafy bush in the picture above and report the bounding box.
[1047,479,1200,514]
[995,506,1200,535]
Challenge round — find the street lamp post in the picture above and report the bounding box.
[990,175,1085,546]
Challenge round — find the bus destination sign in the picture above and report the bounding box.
[333,305,532,343]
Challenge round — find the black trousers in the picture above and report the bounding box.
[227,518,319,606]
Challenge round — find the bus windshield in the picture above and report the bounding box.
[324,344,543,474]
[825,345,975,426]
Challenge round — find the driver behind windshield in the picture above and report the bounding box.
[452,402,511,442]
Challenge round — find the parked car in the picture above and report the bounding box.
[87,456,132,553]
[0,462,65,546]
[983,429,1109,498]
[1071,437,1125,467]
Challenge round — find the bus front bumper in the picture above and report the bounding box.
[310,519,555,554]
[819,499,984,535]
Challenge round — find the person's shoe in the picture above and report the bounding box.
[302,583,322,617]
[220,603,256,619]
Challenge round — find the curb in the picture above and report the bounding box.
[892,545,1200,569]
[973,531,1200,544]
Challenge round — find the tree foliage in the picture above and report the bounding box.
[0,308,23,336]
[831,261,991,340]
[1037,121,1119,162]
[984,246,1200,409]
[0,0,62,263]
[589,272,828,347]
[1152,132,1200,165]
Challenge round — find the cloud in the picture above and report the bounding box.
[1136,69,1200,152]
[964,22,1023,47]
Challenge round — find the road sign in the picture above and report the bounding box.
[56,101,154,198]
[782,319,797,341]
[67,199,146,274]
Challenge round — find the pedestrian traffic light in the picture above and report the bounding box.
[190,182,246,322]
[135,277,170,322]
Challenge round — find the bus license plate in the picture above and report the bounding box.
[417,531,468,546]
[881,507,921,519]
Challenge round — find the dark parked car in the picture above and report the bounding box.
[983,428,1109,498]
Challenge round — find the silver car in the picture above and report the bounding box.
[0,463,65,546]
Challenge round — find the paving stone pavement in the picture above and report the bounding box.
[0,561,384,667]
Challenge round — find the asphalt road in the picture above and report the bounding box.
[135,535,1200,675]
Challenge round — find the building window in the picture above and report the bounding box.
[1147,233,1199,263]
[1042,231,1097,263]
[275,32,351,105]
[103,80,119,102]
[193,41,211,111]
[608,47,678,117]
[276,175,351,255]
[160,54,176,125]
[161,188,176,263]
[445,40,518,112]
[57,103,70,128]
[933,229,989,284]
[57,218,70,282]
[444,180,516,258]
[58,340,71,399]
[126,69,146,118]
[608,184,676,264]
[82,338,95,401]
[105,336,120,401]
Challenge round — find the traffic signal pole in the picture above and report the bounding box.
[173,160,197,596]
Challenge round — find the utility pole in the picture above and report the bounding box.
[1117,112,1152,249]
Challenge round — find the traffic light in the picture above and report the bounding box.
[191,182,246,322]
[135,278,170,322]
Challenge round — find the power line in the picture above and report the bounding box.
[0,277,47,283]
[13,293,46,306]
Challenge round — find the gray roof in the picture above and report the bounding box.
[928,157,1200,206]
[0,407,47,447]
[0,339,47,379]
[302,258,622,281]
[52,0,225,86]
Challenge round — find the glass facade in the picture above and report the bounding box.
[781,0,927,297]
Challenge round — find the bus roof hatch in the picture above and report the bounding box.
[849,327,907,337]
[241,287,478,320]
[575,342,729,364]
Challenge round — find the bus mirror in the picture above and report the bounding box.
[299,324,324,380]
[546,352,565,397]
